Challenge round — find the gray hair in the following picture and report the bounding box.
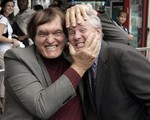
[86,4,102,29]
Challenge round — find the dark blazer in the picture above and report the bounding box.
[80,41,150,120]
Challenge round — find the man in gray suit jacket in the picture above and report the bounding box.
[67,4,150,120]
[2,7,99,120]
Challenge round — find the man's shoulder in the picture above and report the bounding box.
[25,8,35,14]
[103,41,138,54]
[5,45,35,59]
[15,8,35,17]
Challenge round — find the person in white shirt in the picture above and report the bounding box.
[0,0,21,113]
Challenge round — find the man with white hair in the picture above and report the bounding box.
[67,4,150,120]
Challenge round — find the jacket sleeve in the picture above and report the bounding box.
[98,12,130,44]
[4,49,76,119]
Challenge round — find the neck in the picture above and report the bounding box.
[41,54,64,64]
[4,12,9,17]
[19,9,27,14]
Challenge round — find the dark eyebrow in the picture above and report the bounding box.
[68,28,74,31]
[37,30,47,33]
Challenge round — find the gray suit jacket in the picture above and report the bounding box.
[80,41,150,120]
[2,45,75,120]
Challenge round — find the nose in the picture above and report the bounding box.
[11,6,14,9]
[46,34,55,43]
[74,31,81,40]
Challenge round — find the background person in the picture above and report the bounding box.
[33,4,43,11]
[116,11,134,42]
[0,0,21,113]
[67,4,150,120]
[0,0,20,53]
[12,0,35,47]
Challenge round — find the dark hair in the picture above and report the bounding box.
[1,0,14,7]
[27,7,67,41]
[117,10,127,17]
[33,4,43,11]
[0,0,15,20]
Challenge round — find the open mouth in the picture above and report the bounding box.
[75,42,85,48]
[45,45,58,51]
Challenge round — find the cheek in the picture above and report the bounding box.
[34,36,44,47]
[60,37,66,47]
[119,18,122,21]
[82,32,90,40]
[68,36,75,44]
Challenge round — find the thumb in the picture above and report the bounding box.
[68,42,76,55]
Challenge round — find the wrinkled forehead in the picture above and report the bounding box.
[68,19,91,30]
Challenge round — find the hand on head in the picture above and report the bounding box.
[65,4,97,28]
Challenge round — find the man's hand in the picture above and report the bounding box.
[69,33,100,77]
[66,4,97,28]
[128,34,134,41]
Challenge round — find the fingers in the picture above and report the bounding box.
[92,34,101,57]
[66,8,76,28]
[84,33,96,48]
[84,33,101,57]
[66,4,88,28]
[75,4,88,24]
[12,39,20,47]
[75,9,83,26]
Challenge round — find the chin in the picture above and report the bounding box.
[46,52,62,59]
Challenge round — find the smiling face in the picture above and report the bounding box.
[3,1,14,16]
[17,0,28,12]
[117,12,127,25]
[68,17,101,52]
[34,15,66,59]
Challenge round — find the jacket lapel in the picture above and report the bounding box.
[95,41,108,114]
[79,41,109,118]
[34,48,51,86]
[34,45,72,87]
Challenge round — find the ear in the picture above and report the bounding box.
[96,28,102,35]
